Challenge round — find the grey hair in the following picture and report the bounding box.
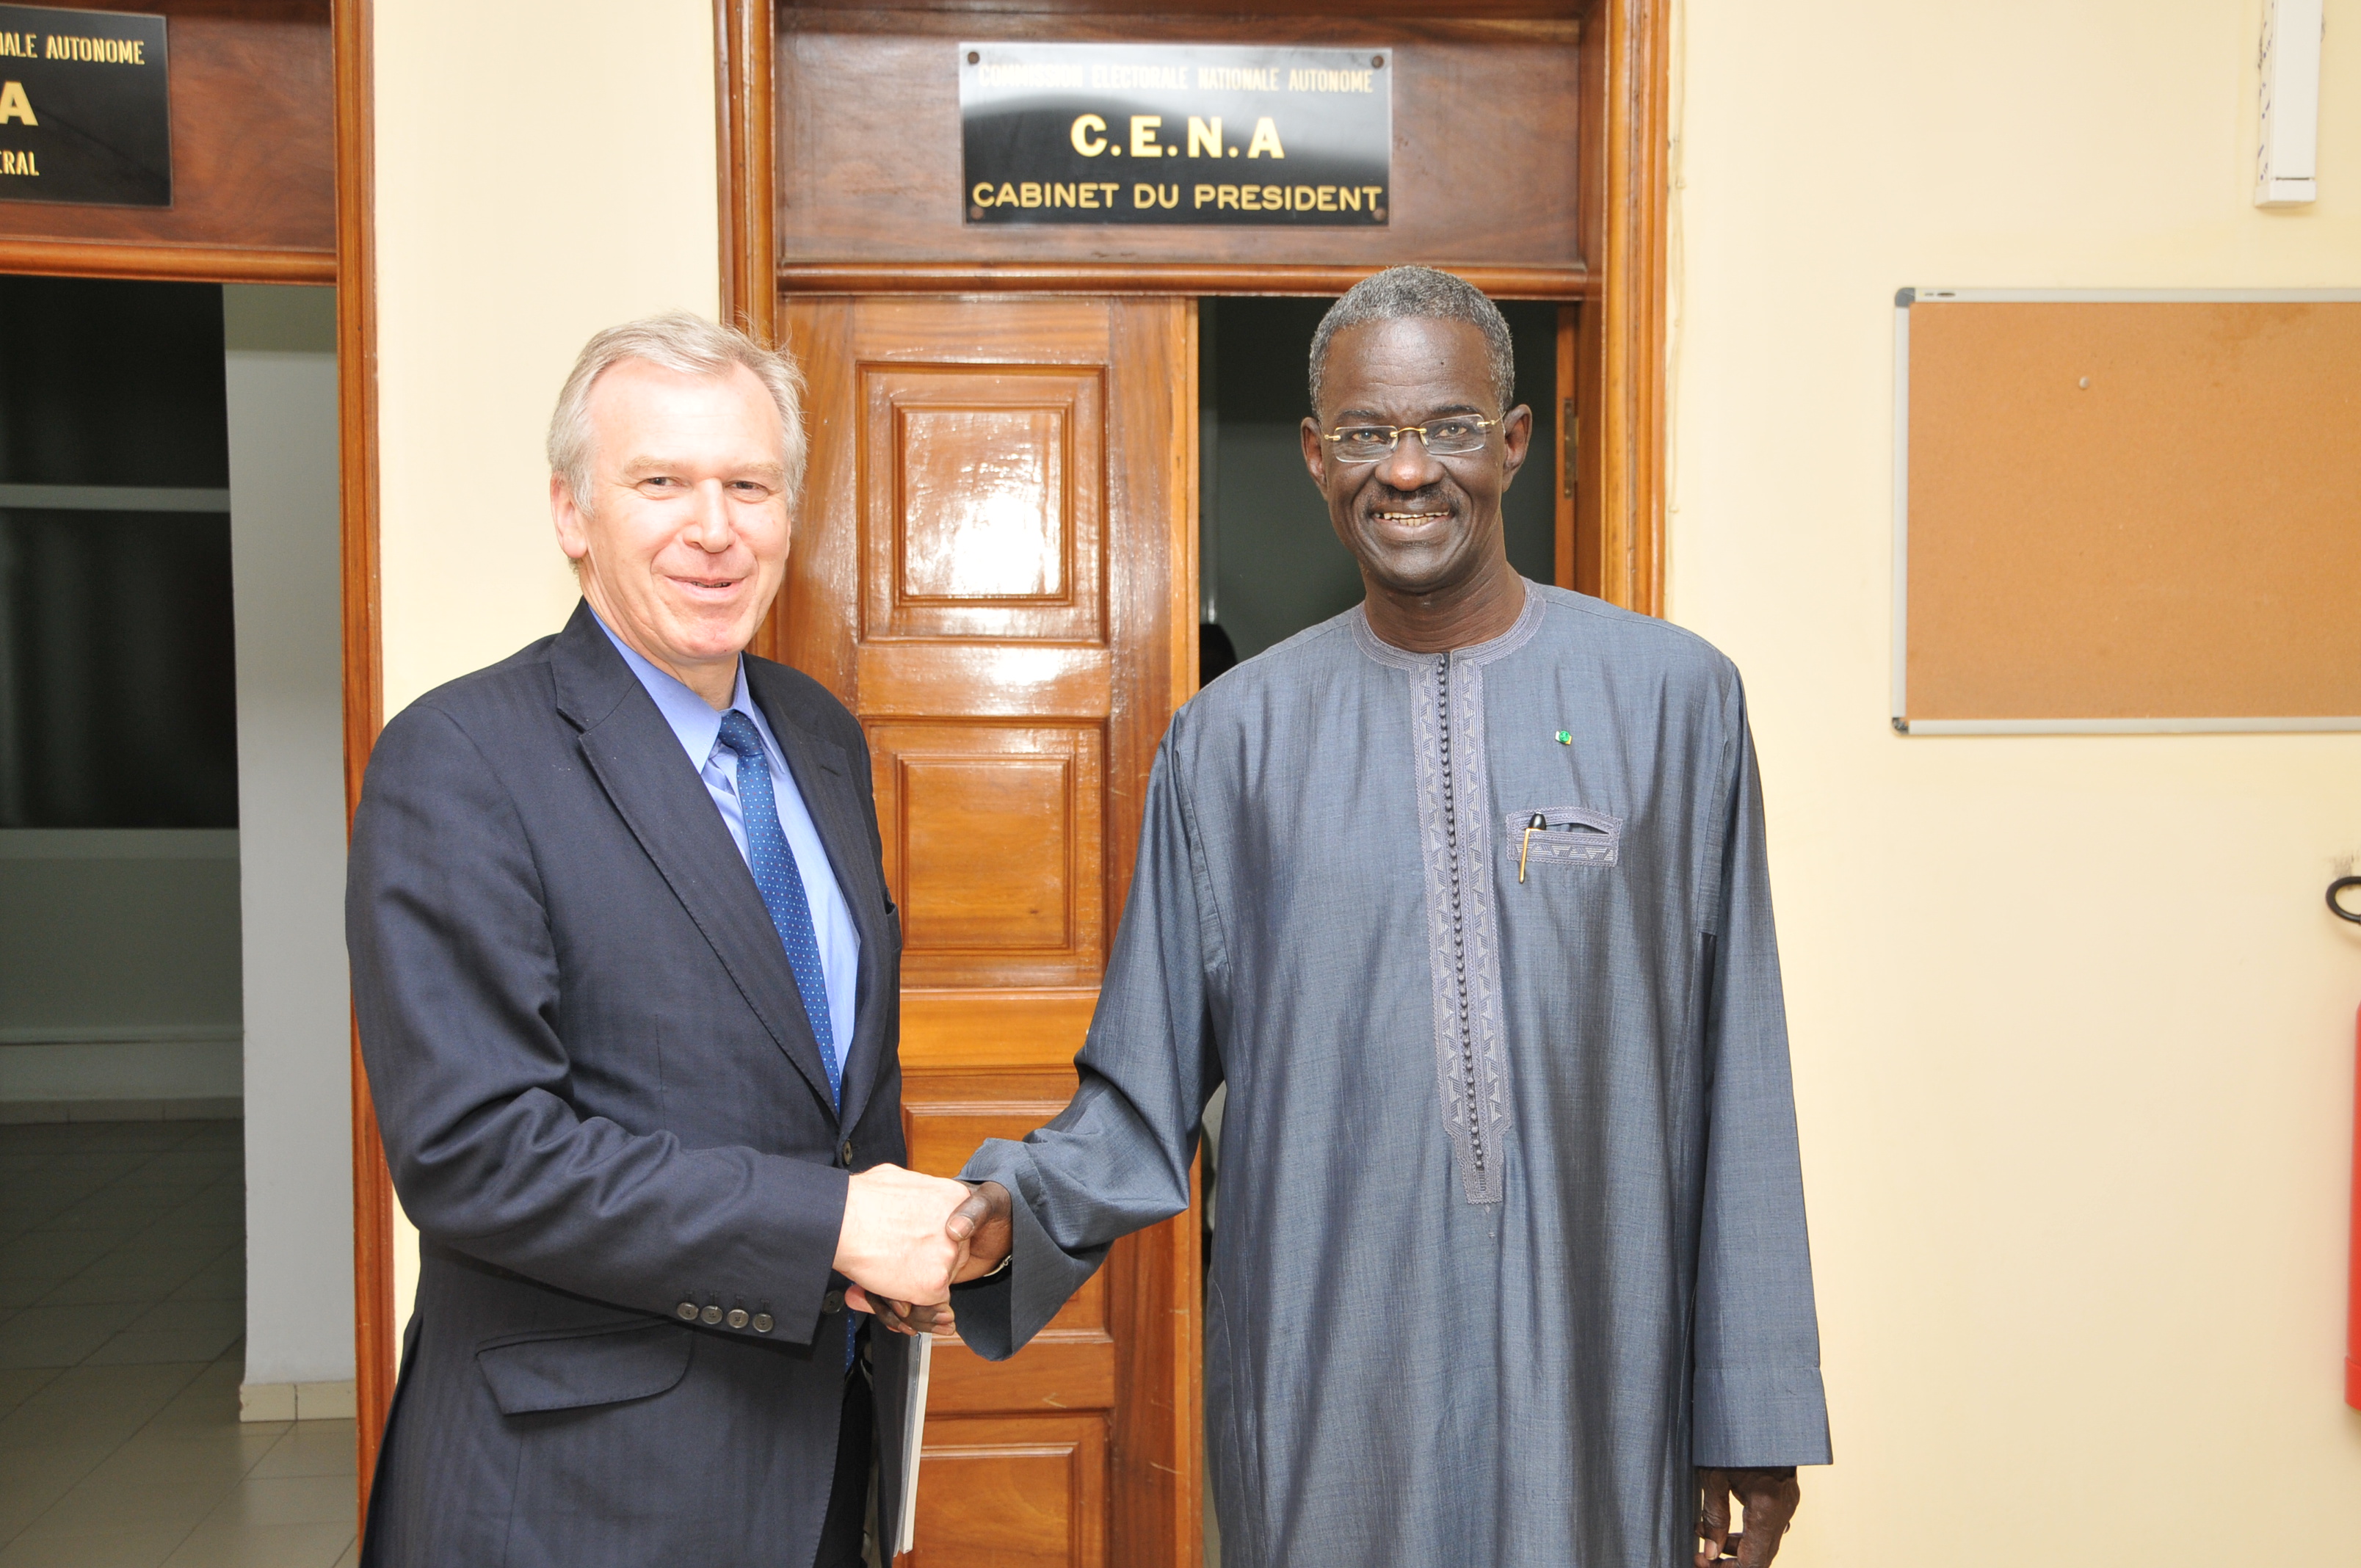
[1308,266,1515,415]
[546,311,808,512]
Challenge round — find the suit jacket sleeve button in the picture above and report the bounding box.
[700,1304,723,1325]
[822,1289,844,1314]
[840,1140,855,1166]
[675,1301,699,1321]
[725,1308,750,1329]
[752,1313,774,1334]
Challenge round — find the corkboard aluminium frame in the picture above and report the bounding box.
[1892,287,2361,736]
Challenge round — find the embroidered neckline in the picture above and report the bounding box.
[1349,578,1545,672]
[1378,596,1526,1205]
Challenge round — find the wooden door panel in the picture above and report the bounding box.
[926,1341,1119,1418]
[913,1415,1111,1568]
[865,365,1103,640]
[837,295,1117,365]
[896,990,1097,1071]
[871,722,1104,985]
[854,644,1112,721]
[774,294,1199,1568]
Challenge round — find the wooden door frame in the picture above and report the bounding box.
[0,0,385,1525]
[711,7,1668,1565]
[714,0,1668,614]
[336,0,391,1522]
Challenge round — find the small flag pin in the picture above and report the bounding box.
[1554,730,1573,745]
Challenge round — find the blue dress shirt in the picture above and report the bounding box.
[594,613,860,1072]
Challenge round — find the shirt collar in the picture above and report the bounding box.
[590,608,769,773]
[1349,576,1546,672]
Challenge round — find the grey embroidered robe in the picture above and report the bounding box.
[955,582,1831,1568]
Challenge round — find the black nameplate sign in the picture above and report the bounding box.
[961,43,1390,227]
[0,4,170,207]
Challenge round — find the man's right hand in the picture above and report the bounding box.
[832,1164,975,1306]
[847,1179,1015,1336]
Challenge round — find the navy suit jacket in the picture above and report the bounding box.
[349,603,911,1567]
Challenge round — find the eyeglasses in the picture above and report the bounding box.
[1319,415,1504,463]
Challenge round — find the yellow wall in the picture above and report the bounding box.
[1669,1,2361,1561]
[371,0,721,1349]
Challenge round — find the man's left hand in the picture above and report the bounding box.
[1695,1467,1799,1567]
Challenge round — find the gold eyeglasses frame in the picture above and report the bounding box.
[1316,413,1508,464]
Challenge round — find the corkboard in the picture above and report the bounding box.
[1893,290,2361,733]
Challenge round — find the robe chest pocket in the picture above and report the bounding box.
[1502,806,1623,870]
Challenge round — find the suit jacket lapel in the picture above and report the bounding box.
[748,661,895,1134]
[549,605,838,1114]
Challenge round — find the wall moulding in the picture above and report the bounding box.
[775,261,1589,300]
[0,239,334,284]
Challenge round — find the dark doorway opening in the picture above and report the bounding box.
[1195,295,1561,684]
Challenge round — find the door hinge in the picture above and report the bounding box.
[1562,400,1578,497]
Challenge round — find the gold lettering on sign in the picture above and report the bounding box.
[45,34,144,64]
[1287,68,1374,92]
[1197,66,1279,91]
[1187,117,1222,158]
[1128,115,1163,158]
[0,148,37,175]
[1092,62,1188,90]
[1070,113,1106,156]
[1189,182,1386,213]
[975,61,1085,90]
[0,81,32,124]
[1245,117,1285,159]
[0,32,37,58]
[1131,182,1178,208]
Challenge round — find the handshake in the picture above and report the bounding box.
[830,1166,1016,1336]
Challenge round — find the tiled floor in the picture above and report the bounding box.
[0,1120,358,1567]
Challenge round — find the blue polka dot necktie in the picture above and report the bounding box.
[714,711,841,1109]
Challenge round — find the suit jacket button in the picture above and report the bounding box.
[840,1140,855,1166]
[675,1301,698,1321]
[700,1304,723,1325]
[726,1308,750,1329]
[822,1289,844,1315]
[752,1313,774,1334]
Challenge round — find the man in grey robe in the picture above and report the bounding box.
[867,266,1831,1567]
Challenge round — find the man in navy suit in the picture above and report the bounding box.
[349,313,971,1566]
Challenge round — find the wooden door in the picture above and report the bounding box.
[767,294,1201,1568]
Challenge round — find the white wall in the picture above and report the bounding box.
[225,284,353,1389]
[0,828,243,1103]
[370,0,722,1355]
[1669,2,2361,1561]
